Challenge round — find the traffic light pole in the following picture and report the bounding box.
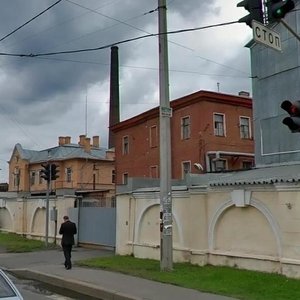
[158,0,173,271]
[45,178,50,247]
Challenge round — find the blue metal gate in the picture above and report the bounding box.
[76,205,116,249]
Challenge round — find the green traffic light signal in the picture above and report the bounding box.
[274,8,283,17]
[268,0,295,22]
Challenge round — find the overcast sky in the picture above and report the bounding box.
[0,0,253,182]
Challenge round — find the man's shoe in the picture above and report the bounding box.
[66,266,71,270]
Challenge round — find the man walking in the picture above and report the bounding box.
[59,215,77,270]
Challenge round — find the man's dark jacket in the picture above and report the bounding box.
[59,220,77,246]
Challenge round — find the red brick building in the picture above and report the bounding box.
[112,90,254,184]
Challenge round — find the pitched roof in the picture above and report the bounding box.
[14,143,111,164]
[111,90,252,132]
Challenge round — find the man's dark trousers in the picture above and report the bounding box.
[63,244,73,269]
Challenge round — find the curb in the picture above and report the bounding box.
[8,269,141,300]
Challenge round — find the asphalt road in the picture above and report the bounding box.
[9,273,97,300]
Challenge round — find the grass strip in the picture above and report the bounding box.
[0,232,53,252]
[77,255,300,300]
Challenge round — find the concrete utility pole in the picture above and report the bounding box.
[158,0,173,271]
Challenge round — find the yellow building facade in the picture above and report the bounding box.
[8,135,115,203]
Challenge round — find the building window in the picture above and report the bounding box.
[214,113,225,136]
[150,125,158,148]
[240,116,251,139]
[212,159,227,172]
[66,167,72,183]
[123,173,128,185]
[13,168,20,187]
[112,170,116,183]
[150,165,158,178]
[122,136,129,155]
[242,161,253,169]
[38,170,43,184]
[30,171,35,186]
[182,161,191,179]
[181,116,190,140]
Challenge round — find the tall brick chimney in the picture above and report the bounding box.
[108,46,120,149]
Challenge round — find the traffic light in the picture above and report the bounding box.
[50,164,59,180]
[267,0,295,22]
[281,100,300,132]
[237,0,264,28]
[40,163,51,182]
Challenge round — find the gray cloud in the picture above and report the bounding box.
[0,0,251,182]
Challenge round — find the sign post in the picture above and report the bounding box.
[252,20,282,52]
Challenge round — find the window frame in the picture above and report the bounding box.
[181,116,191,140]
[30,171,35,186]
[242,160,253,169]
[149,125,158,148]
[123,173,128,185]
[149,165,159,178]
[66,167,72,183]
[13,168,20,187]
[212,158,227,172]
[38,170,43,184]
[239,116,251,139]
[122,135,129,155]
[213,113,226,137]
[182,160,191,179]
[112,170,116,183]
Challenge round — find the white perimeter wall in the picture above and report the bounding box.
[116,184,300,278]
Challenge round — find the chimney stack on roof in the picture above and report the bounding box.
[79,134,86,146]
[58,136,65,146]
[59,136,72,146]
[84,137,91,153]
[238,91,250,97]
[92,136,100,148]
[65,136,71,144]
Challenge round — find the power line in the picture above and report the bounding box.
[0,0,63,43]
[22,56,249,78]
[0,0,123,51]
[0,0,244,76]
[65,0,153,35]
[61,1,245,75]
[0,20,239,58]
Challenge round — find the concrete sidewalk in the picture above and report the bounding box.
[0,247,237,300]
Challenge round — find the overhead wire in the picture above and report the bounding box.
[0,20,239,58]
[0,0,63,42]
[65,0,155,35]
[61,1,247,76]
[0,0,123,51]
[49,1,247,76]
[0,0,247,77]
[44,9,154,53]
[22,55,248,78]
